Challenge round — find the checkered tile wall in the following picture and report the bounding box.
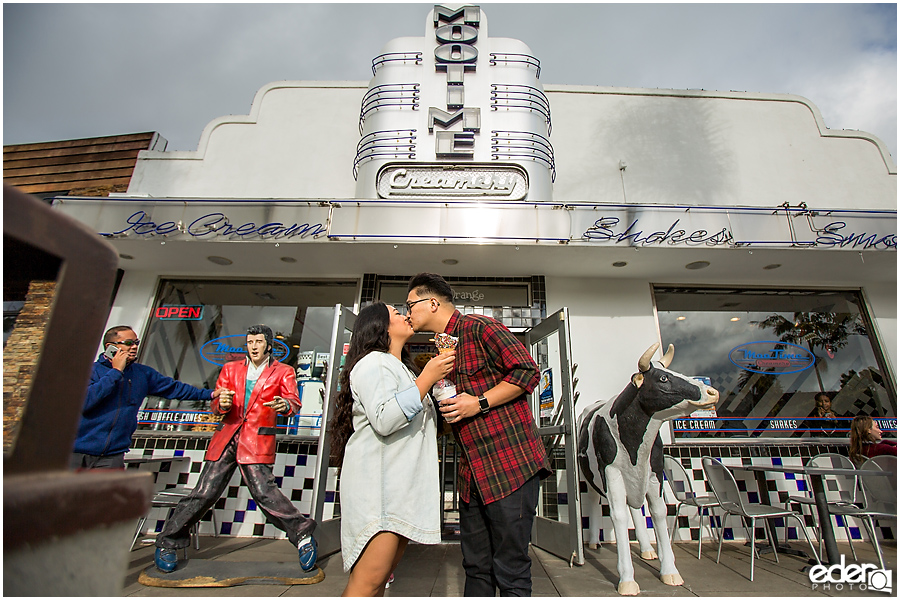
[128,436,338,542]
[130,436,894,548]
[573,443,896,545]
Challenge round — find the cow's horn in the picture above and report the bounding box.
[660,344,674,368]
[638,343,660,372]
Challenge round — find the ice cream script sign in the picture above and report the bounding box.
[102,210,327,240]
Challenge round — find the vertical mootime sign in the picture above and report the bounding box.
[431,5,481,157]
[354,5,555,201]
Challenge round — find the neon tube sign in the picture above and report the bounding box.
[102,210,327,240]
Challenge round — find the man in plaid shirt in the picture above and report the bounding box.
[406,273,551,596]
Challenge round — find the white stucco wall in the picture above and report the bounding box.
[122,81,895,211]
[125,83,365,199]
[545,277,659,416]
[546,85,896,209]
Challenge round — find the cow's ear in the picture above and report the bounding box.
[631,372,644,388]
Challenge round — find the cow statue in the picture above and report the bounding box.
[577,343,719,595]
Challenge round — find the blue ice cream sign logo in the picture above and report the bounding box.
[200,335,290,366]
[729,341,815,375]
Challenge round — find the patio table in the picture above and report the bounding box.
[729,463,893,566]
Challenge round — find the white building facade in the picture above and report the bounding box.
[54,6,896,554]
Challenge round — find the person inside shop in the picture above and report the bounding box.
[800,392,847,437]
[71,325,225,470]
[848,415,897,465]
[153,325,318,575]
[405,272,552,597]
[330,302,455,596]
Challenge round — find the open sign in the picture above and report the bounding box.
[156,305,204,320]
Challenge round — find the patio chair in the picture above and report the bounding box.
[663,455,720,559]
[781,453,860,558]
[866,454,896,476]
[701,457,820,581]
[829,454,897,570]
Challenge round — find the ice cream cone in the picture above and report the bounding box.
[434,333,458,353]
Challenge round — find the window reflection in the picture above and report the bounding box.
[655,288,896,440]
[137,279,356,437]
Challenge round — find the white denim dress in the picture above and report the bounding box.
[339,351,441,572]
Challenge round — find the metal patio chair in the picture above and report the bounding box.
[663,455,720,559]
[781,453,860,558]
[701,457,820,581]
[829,454,897,570]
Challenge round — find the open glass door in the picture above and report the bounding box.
[310,304,356,557]
[526,307,584,566]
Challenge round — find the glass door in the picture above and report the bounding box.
[526,308,584,566]
[310,304,356,557]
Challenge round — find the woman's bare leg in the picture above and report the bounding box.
[342,532,409,597]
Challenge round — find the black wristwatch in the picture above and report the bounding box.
[478,395,490,413]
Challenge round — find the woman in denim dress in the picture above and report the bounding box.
[331,302,455,596]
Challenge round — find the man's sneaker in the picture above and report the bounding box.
[297,535,318,572]
[154,547,178,573]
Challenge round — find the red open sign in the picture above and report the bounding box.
[155,305,204,320]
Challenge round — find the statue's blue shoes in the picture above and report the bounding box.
[298,535,317,572]
[154,547,178,573]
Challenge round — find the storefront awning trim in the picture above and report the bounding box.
[52,197,896,251]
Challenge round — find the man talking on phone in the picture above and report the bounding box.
[71,325,225,470]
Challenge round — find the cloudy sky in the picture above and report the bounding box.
[4,3,897,159]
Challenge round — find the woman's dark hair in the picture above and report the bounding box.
[407,272,454,304]
[329,303,418,467]
[849,415,875,464]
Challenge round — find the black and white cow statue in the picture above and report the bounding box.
[577,343,719,595]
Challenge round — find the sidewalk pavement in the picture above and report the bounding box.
[122,536,895,597]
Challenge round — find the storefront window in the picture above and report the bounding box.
[137,279,357,437]
[654,287,896,441]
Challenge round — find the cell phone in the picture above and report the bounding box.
[103,344,118,359]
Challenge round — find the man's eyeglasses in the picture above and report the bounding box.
[114,339,141,347]
[405,298,434,313]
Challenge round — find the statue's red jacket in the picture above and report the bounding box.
[206,358,301,464]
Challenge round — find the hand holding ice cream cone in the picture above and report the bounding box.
[432,334,459,403]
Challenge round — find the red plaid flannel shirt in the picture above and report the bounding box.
[444,310,551,504]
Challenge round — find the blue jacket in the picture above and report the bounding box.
[73,355,213,457]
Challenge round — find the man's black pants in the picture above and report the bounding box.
[460,474,540,597]
[155,434,315,549]
[70,452,125,470]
